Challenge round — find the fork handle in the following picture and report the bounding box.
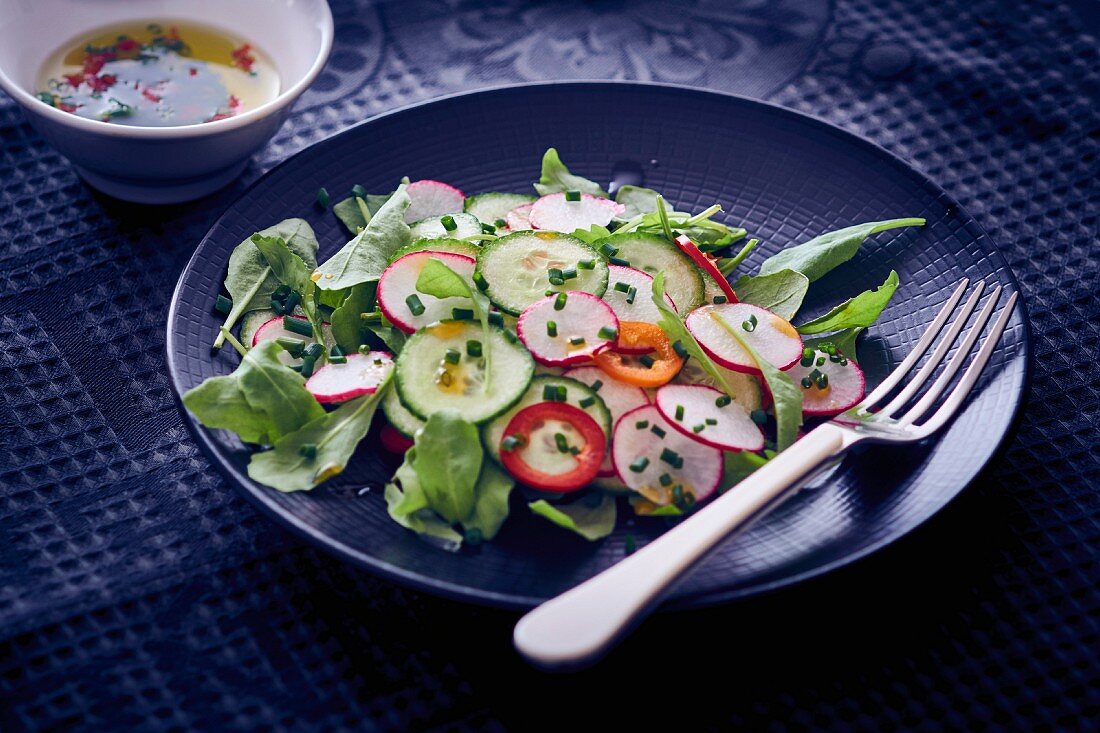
[513,424,849,669]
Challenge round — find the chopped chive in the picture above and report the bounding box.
[214,294,232,314]
[546,320,558,337]
[625,286,638,305]
[674,404,685,421]
[298,443,318,460]
[494,218,507,229]
[554,432,570,453]
[579,396,596,408]
[452,307,474,320]
[750,409,767,425]
[712,295,728,304]
[554,292,568,311]
[299,357,318,378]
[659,473,673,487]
[464,528,483,546]
[351,183,367,199]
[598,243,618,257]
[561,266,578,280]
[276,337,306,357]
[361,311,383,324]
[444,348,461,365]
[715,394,732,407]
[591,379,603,392]
[816,356,826,367]
[660,448,681,466]
[503,328,519,344]
[683,492,696,508]
[569,446,580,455]
[548,276,565,286]
[801,377,813,389]
[565,190,581,202]
[405,294,425,316]
[705,417,718,425]
[639,354,656,368]
[569,336,586,346]
[693,424,706,433]
[440,215,457,231]
[481,222,496,234]
[466,340,483,357]
[635,420,649,429]
[816,373,829,389]
[545,290,555,297]
[578,259,595,270]
[501,434,524,452]
[315,187,330,209]
[329,345,347,364]
[283,316,313,337]
[543,384,566,402]
[613,282,630,293]
[742,314,758,332]
[548,267,563,280]
[629,456,650,473]
[672,485,684,504]
[302,343,324,361]
[803,347,814,359]
[800,355,815,368]
[624,534,637,555]
[597,326,618,341]
[473,272,490,291]
[609,256,631,267]
[672,340,688,358]
[488,311,504,326]
[650,425,666,438]
[809,369,823,381]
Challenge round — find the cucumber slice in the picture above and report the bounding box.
[465,192,536,226]
[594,232,704,311]
[475,231,609,315]
[482,375,612,464]
[395,320,534,424]
[409,212,481,240]
[383,382,425,437]
[241,309,277,347]
[389,237,480,263]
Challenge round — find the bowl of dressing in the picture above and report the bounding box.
[0,0,333,204]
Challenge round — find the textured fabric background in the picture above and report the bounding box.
[1,0,1097,730]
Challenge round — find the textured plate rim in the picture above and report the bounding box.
[166,80,1032,611]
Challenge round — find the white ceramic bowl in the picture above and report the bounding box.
[0,0,333,204]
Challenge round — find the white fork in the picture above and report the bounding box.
[513,279,1019,670]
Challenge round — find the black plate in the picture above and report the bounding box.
[167,82,1029,609]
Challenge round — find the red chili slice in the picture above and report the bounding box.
[499,402,605,493]
[674,234,739,303]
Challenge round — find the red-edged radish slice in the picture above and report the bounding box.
[505,202,534,232]
[528,193,625,233]
[251,315,332,365]
[377,251,476,333]
[654,384,764,452]
[563,365,650,476]
[685,303,804,373]
[517,291,619,367]
[784,347,866,416]
[380,423,414,454]
[305,351,394,404]
[612,404,723,505]
[673,234,738,303]
[403,180,465,224]
[674,359,764,412]
[603,265,677,329]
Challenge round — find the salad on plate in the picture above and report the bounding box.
[183,148,924,550]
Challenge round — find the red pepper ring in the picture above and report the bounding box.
[674,234,739,304]
[499,402,606,493]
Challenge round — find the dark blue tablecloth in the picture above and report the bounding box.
[1,1,1097,730]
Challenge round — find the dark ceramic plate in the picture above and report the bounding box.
[167,82,1029,609]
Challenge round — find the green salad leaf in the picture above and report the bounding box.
[250,234,326,341]
[733,269,810,320]
[797,270,899,334]
[805,328,864,363]
[247,377,391,491]
[614,184,661,219]
[461,460,515,541]
[329,282,377,353]
[570,224,613,243]
[385,450,464,551]
[411,411,483,523]
[534,147,608,198]
[182,341,324,445]
[758,218,923,282]
[721,451,769,492]
[415,257,493,390]
[363,318,407,355]
[214,218,319,349]
[529,493,617,541]
[333,192,396,235]
[711,312,803,451]
[313,184,412,292]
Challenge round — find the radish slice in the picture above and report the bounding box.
[380,423,414,454]
[685,303,804,373]
[674,359,763,412]
[603,265,677,327]
[674,234,738,303]
[528,193,625,233]
[306,351,394,404]
[505,202,534,232]
[783,347,866,416]
[377,251,476,334]
[654,384,764,452]
[612,404,723,505]
[563,365,649,476]
[517,292,619,367]
[403,180,465,224]
[251,316,332,366]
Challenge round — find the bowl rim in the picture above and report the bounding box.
[0,0,334,139]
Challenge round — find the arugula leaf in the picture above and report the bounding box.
[411,411,483,523]
[758,218,923,282]
[214,218,319,348]
[734,269,810,320]
[805,327,863,363]
[711,312,803,451]
[333,192,395,235]
[721,451,769,491]
[797,270,899,334]
[247,377,390,491]
[415,257,492,390]
[313,185,413,291]
[329,282,377,353]
[463,460,514,541]
[182,341,324,445]
[651,272,741,401]
[250,234,325,340]
[529,493,617,541]
[534,147,608,198]
[384,449,464,551]
[615,184,661,219]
